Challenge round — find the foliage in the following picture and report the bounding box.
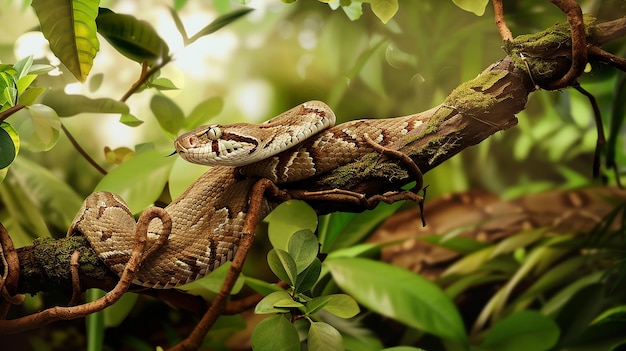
[1,0,626,350]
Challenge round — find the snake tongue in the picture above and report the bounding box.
[167,150,178,157]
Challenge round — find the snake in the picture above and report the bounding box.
[68,100,427,288]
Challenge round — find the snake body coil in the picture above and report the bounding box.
[69,101,426,288]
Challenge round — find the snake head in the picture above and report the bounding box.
[174,101,335,167]
[175,124,258,166]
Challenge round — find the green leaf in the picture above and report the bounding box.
[326,258,467,343]
[186,8,253,45]
[266,200,318,251]
[295,258,321,294]
[185,97,224,129]
[147,77,178,91]
[0,123,18,170]
[103,292,139,327]
[308,322,344,351]
[251,315,300,351]
[41,90,129,117]
[245,276,284,297]
[96,8,169,64]
[118,113,144,127]
[288,229,319,274]
[177,262,245,298]
[5,156,84,231]
[255,290,292,314]
[306,294,359,318]
[268,248,298,286]
[18,104,61,151]
[451,0,489,16]
[481,311,559,351]
[95,148,175,213]
[13,55,33,80]
[370,0,398,24]
[18,87,46,106]
[150,94,185,139]
[31,0,100,82]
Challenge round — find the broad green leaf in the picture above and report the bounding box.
[178,262,245,298]
[480,311,559,351]
[41,90,129,117]
[308,322,344,351]
[255,290,292,314]
[95,148,175,213]
[0,123,18,170]
[266,200,318,251]
[6,156,84,231]
[324,201,402,253]
[185,97,224,129]
[17,104,61,151]
[451,0,489,16]
[167,156,208,199]
[268,248,298,286]
[327,258,467,343]
[370,0,398,24]
[103,292,139,327]
[295,258,321,294]
[150,94,185,139]
[288,229,319,274]
[245,276,283,297]
[31,0,100,82]
[96,8,169,64]
[186,8,253,45]
[251,315,300,351]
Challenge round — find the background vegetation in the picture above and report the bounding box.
[1,0,626,350]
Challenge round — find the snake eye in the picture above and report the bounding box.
[205,126,222,140]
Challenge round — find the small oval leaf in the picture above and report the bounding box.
[251,315,300,351]
[288,229,319,274]
[267,248,298,286]
[481,311,560,351]
[308,322,344,351]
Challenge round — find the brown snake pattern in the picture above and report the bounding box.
[68,101,427,288]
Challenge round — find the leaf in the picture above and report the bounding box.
[306,294,359,318]
[19,104,61,151]
[186,8,253,45]
[0,123,18,170]
[185,97,224,129]
[266,200,318,251]
[327,258,467,343]
[6,156,84,231]
[18,87,46,106]
[95,148,175,213]
[147,77,178,91]
[31,0,100,82]
[268,248,298,286]
[295,258,322,294]
[308,322,344,351]
[41,90,129,117]
[118,113,144,127]
[480,311,559,351]
[177,262,245,298]
[255,290,293,314]
[150,94,185,139]
[288,229,319,274]
[251,315,300,351]
[370,0,398,24]
[96,8,169,64]
[451,0,489,16]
